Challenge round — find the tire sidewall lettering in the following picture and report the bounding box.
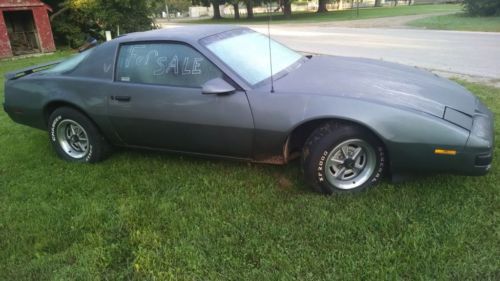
[317,150,328,183]
[50,115,62,142]
[85,144,93,162]
[370,146,385,184]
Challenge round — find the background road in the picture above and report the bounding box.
[249,25,500,81]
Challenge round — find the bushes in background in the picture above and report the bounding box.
[463,0,500,16]
[45,0,167,48]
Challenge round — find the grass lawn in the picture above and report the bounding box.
[191,4,461,24]
[408,13,500,32]
[0,53,499,280]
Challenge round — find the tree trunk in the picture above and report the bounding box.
[374,0,382,7]
[50,6,69,21]
[233,3,240,19]
[283,0,292,17]
[275,0,283,12]
[246,1,254,19]
[317,0,328,13]
[394,0,399,6]
[212,2,222,19]
[408,0,412,5]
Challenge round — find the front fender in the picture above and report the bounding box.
[248,91,469,173]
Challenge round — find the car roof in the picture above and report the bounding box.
[116,25,246,44]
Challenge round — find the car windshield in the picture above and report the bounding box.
[44,48,94,74]
[201,29,303,86]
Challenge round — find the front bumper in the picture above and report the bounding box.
[462,101,495,175]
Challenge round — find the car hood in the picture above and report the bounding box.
[272,55,476,117]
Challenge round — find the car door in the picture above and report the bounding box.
[106,42,254,158]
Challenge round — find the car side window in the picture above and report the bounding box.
[116,43,222,88]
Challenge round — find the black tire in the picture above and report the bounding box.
[302,122,386,194]
[48,107,111,163]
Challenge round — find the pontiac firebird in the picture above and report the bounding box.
[3,26,495,194]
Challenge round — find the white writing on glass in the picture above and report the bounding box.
[124,45,204,76]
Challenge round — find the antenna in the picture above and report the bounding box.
[267,1,275,93]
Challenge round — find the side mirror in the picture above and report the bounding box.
[201,78,236,95]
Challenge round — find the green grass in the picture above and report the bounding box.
[1,53,499,280]
[408,13,500,32]
[191,4,461,24]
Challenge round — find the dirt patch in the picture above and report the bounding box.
[275,174,294,191]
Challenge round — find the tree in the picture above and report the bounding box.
[95,1,152,30]
[374,0,382,7]
[230,0,240,19]
[317,0,328,13]
[211,0,223,19]
[156,0,191,15]
[245,0,254,18]
[282,0,292,17]
[44,0,163,47]
[244,0,264,19]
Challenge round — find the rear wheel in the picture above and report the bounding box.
[302,122,386,194]
[48,107,110,163]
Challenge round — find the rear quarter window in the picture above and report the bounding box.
[71,42,117,79]
[45,49,94,74]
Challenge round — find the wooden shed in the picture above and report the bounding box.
[0,0,56,58]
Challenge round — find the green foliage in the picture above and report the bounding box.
[0,53,500,280]
[50,11,98,47]
[192,0,212,7]
[166,0,192,13]
[84,0,154,33]
[463,0,500,16]
[45,0,171,48]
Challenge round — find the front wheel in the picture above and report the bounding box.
[302,123,386,194]
[48,107,110,163]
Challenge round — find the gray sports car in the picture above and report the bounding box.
[3,25,494,194]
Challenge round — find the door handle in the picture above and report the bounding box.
[113,95,131,102]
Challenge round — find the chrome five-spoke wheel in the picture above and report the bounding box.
[56,119,89,159]
[325,139,377,190]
